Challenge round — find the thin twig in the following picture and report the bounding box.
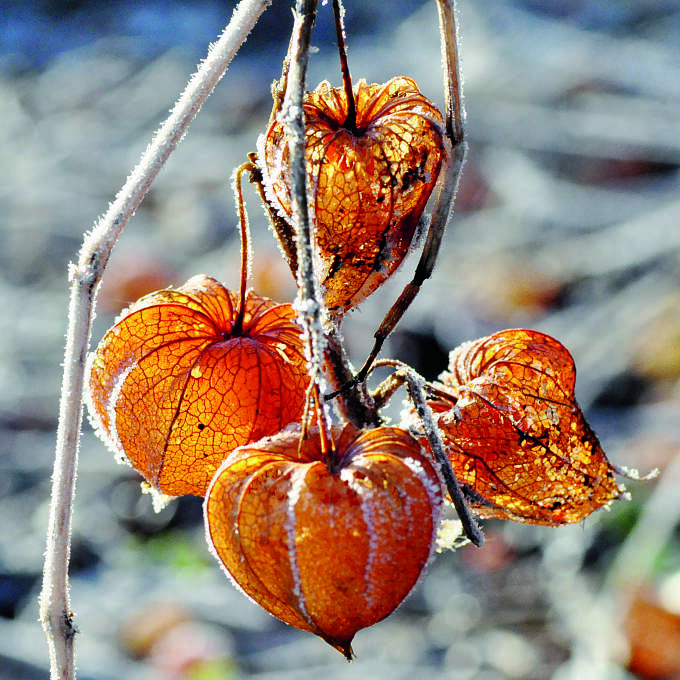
[349,0,467,387]
[407,372,483,546]
[281,0,340,458]
[332,0,357,131]
[436,0,464,145]
[376,359,484,546]
[231,161,256,335]
[279,0,318,309]
[39,2,270,678]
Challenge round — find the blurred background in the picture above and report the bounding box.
[2,0,680,678]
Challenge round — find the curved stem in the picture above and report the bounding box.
[373,359,484,547]
[231,162,254,335]
[332,0,356,131]
[405,370,483,547]
[39,2,271,678]
[313,373,335,461]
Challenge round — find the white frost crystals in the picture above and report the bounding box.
[83,352,134,468]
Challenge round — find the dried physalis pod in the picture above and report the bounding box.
[86,274,309,498]
[260,76,446,315]
[205,423,443,659]
[417,329,623,525]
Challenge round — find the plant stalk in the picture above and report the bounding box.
[281,0,341,457]
[231,162,255,335]
[39,2,271,677]
[332,0,357,131]
[373,360,483,547]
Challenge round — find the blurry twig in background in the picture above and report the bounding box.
[550,453,680,680]
[606,451,680,591]
[0,0,670,677]
[37,1,271,677]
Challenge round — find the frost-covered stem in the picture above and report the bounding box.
[282,0,336,455]
[378,360,483,546]
[324,329,380,429]
[406,370,483,546]
[281,2,316,304]
[39,271,88,680]
[436,0,464,145]
[39,2,270,678]
[370,370,404,412]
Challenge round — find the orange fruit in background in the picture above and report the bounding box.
[205,423,443,659]
[261,76,446,316]
[625,588,680,680]
[419,329,622,525]
[87,274,309,497]
[96,252,178,315]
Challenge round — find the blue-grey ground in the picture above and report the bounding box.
[1,2,680,679]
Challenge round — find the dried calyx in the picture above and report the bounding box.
[205,422,444,659]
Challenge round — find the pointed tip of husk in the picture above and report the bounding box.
[336,640,354,661]
[322,634,354,661]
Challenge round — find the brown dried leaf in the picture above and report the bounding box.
[425,329,623,524]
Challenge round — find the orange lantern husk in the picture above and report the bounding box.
[204,423,444,659]
[86,274,309,498]
[412,329,623,525]
[260,76,446,316]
